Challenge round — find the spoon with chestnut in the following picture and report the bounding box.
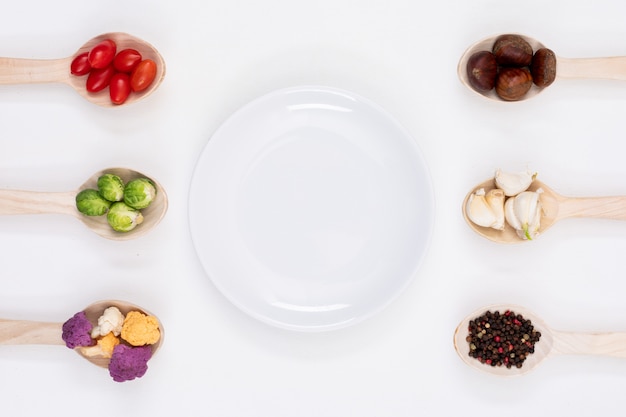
[454,304,626,376]
[459,33,626,102]
[0,32,165,106]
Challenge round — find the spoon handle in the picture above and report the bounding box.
[0,319,64,345]
[558,195,626,221]
[557,57,626,81]
[0,57,71,84]
[0,189,76,216]
[553,331,626,357]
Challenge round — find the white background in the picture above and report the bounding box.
[2,0,626,415]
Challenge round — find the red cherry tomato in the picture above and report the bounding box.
[70,52,91,76]
[113,49,142,73]
[86,64,115,93]
[130,59,157,92]
[109,72,131,105]
[88,39,117,69]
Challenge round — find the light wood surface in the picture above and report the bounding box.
[0,300,163,369]
[0,167,168,240]
[462,178,626,243]
[0,32,165,107]
[454,304,626,376]
[458,33,626,101]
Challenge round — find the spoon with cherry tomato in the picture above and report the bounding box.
[0,32,165,107]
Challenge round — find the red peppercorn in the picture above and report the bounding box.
[494,336,501,343]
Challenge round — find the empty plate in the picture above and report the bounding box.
[189,86,434,331]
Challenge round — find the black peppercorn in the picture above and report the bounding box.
[466,309,541,369]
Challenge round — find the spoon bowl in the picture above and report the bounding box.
[454,303,626,376]
[458,33,626,102]
[0,32,165,107]
[453,304,553,376]
[463,178,626,243]
[0,167,168,240]
[0,299,163,369]
[79,300,163,368]
[458,33,547,102]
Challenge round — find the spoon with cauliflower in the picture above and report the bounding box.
[0,300,163,382]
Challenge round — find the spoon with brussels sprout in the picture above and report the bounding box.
[0,300,163,381]
[462,177,626,244]
[459,33,626,101]
[0,167,168,240]
[0,32,165,107]
[454,304,626,376]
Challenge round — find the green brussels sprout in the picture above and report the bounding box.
[123,178,157,209]
[97,174,125,202]
[76,189,111,216]
[107,202,144,232]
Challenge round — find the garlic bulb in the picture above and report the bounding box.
[504,190,542,240]
[495,169,536,196]
[466,188,505,230]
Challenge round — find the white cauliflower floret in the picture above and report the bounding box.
[91,306,125,338]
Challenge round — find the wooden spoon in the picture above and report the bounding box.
[0,32,165,107]
[454,303,626,376]
[458,33,626,101]
[0,167,168,240]
[462,178,626,243]
[0,300,163,369]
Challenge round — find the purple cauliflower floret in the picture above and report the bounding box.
[108,344,152,382]
[61,311,94,349]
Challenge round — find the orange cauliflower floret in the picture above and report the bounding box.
[121,311,161,346]
[79,332,121,359]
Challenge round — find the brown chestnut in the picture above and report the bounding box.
[466,51,498,92]
[495,67,533,101]
[531,48,557,87]
[492,34,533,67]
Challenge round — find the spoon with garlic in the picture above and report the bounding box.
[463,170,626,243]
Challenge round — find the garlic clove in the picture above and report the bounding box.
[494,169,537,197]
[485,188,505,230]
[466,188,498,228]
[504,196,521,231]
[505,191,542,240]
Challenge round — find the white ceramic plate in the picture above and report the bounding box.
[189,86,434,331]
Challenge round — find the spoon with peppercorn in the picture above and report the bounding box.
[0,32,165,107]
[462,177,626,244]
[0,167,168,240]
[459,33,626,102]
[454,304,626,376]
[0,300,163,380]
